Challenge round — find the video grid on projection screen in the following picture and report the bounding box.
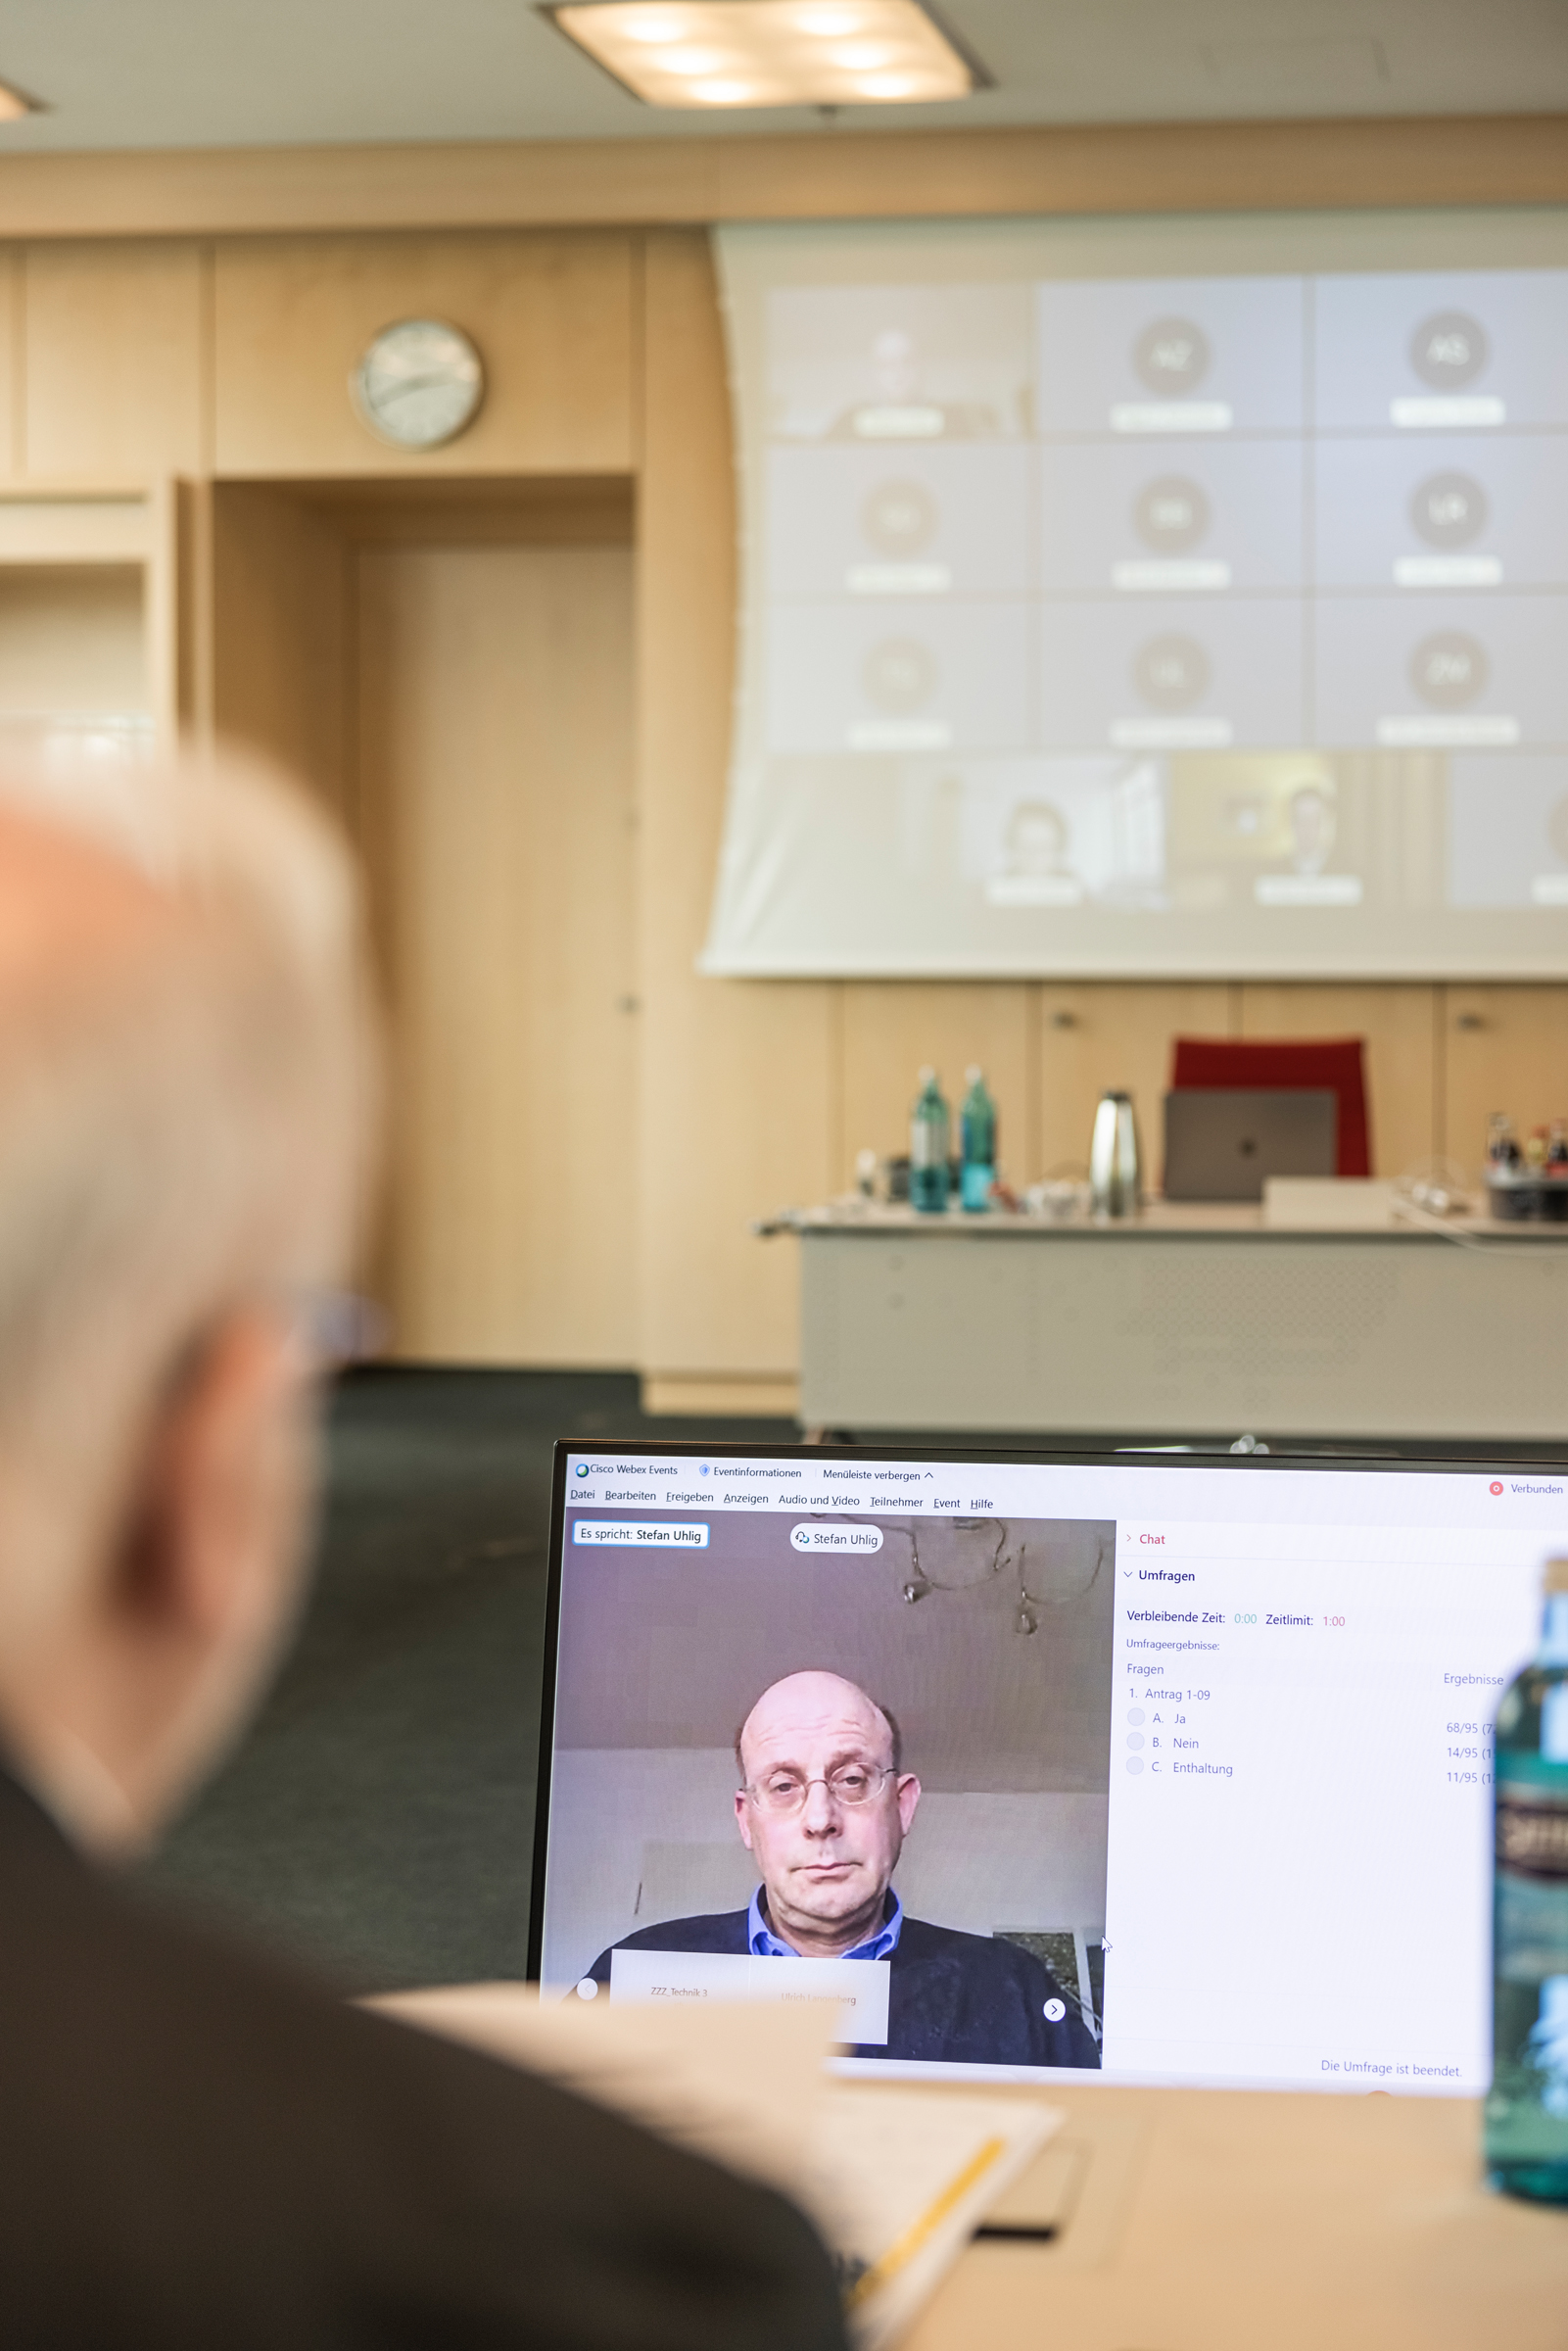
[704,212,1568,978]
[539,1508,1114,2068]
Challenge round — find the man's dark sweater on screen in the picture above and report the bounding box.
[587,1904,1100,2071]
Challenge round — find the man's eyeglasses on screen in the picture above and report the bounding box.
[741,1764,896,1814]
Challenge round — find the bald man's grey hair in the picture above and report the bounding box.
[0,748,375,1616]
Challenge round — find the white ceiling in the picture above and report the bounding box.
[0,0,1563,153]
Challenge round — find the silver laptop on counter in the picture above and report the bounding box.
[1163,1088,1337,1203]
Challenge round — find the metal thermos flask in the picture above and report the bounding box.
[1089,1091,1141,1219]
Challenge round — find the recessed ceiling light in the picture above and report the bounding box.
[0,76,42,122]
[659,45,733,72]
[546,0,985,108]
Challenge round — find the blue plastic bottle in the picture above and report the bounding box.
[1486,1556,1568,2201]
[959,1065,997,1213]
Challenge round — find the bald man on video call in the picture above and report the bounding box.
[587,1669,1100,2070]
[0,759,844,2351]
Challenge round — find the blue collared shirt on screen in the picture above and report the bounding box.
[745,1884,904,1961]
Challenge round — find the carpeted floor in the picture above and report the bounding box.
[142,1368,795,1994]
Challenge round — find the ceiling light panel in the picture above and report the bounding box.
[548,1,979,109]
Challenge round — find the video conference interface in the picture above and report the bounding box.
[537,1447,1561,2093]
[705,228,1568,976]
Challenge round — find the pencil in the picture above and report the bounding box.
[843,2135,1008,2313]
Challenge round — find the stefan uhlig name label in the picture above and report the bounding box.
[790,1524,884,1553]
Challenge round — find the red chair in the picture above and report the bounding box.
[1169,1036,1371,1177]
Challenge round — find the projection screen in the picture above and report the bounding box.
[703,211,1568,979]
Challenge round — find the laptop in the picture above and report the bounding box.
[1163,1086,1338,1202]
[531,1441,1560,2091]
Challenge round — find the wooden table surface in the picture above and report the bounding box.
[909,2081,1568,2351]
[772,1199,1568,1240]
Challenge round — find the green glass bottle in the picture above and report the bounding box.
[959,1065,997,1213]
[1486,1556,1568,2202]
[909,1067,951,1215]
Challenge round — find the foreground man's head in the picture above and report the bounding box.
[0,761,850,2351]
[0,755,372,1855]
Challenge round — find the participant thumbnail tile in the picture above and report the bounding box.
[960,756,1167,908]
[1038,600,1305,753]
[1313,269,1568,433]
[1036,276,1306,438]
[1314,434,1568,591]
[766,600,1032,754]
[1313,596,1568,749]
[765,444,1032,600]
[1039,439,1305,595]
[1448,753,1568,908]
[1166,753,1364,909]
[766,283,1033,444]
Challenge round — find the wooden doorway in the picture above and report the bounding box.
[356,534,637,1364]
[210,477,639,1367]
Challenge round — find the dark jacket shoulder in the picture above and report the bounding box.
[0,1781,843,2350]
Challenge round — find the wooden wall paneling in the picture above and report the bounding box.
[638,228,833,1396]
[0,488,166,749]
[1443,986,1568,1179]
[0,565,146,716]
[312,475,636,548]
[712,115,1568,223]
[210,484,353,819]
[144,475,180,748]
[1238,984,1440,1178]
[0,117,1563,241]
[356,536,638,1366]
[213,233,634,479]
[175,476,214,741]
[839,984,1032,1191]
[0,250,18,479]
[1036,984,1235,1184]
[0,491,150,562]
[23,241,204,477]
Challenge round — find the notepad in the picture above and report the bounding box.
[803,2087,1063,2349]
[371,1984,1063,2347]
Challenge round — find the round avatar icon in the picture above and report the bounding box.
[1133,316,1212,397]
[1133,474,1212,553]
[1133,632,1211,712]
[1409,470,1489,550]
[862,637,937,714]
[862,478,938,559]
[1408,311,1490,391]
[1408,630,1489,709]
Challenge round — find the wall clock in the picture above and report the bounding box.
[352,319,485,451]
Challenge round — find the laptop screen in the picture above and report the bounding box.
[530,1443,1563,2093]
